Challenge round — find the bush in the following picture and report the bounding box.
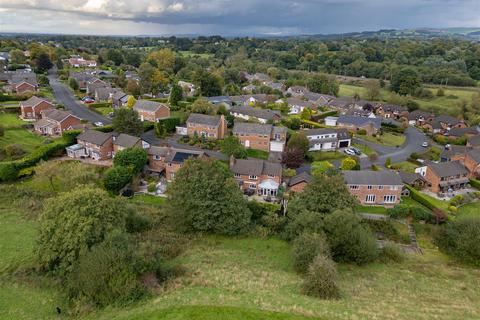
[323,210,378,265]
[103,166,133,194]
[448,206,458,213]
[301,255,340,299]
[379,243,404,263]
[147,182,156,193]
[4,144,26,160]
[470,179,480,190]
[387,205,410,219]
[406,186,446,216]
[437,88,445,97]
[155,118,181,138]
[357,129,367,135]
[435,217,480,266]
[113,147,148,174]
[292,232,330,274]
[0,162,18,181]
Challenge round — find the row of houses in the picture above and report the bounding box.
[0,70,38,94]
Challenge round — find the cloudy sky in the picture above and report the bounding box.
[0,0,479,36]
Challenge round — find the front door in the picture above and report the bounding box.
[245,140,250,148]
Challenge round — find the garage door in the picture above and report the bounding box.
[339,140,350,148]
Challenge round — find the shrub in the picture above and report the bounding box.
[406,186,446,215]
[437,88,445,97]
[357,129,367,135]
[301,255,340,299]
[448,206,458,213]
[323,210,378,265]
[4,144,26,160]
[379,243,404,263]
[435,217,480,266]
[103,166,133,194]
[292,232,330,274]
[470,179,480,190]
[155,118,181,138]
[387,205,410,219]
[0,162,18,181]
[113,147,148,174]
[147,182,156,193]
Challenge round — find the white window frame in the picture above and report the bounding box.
[383,195,396,203]
[249,175,258,180]
[365,194,376,203]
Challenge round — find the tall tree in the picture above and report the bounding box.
[169,83,183,106]
[192,69,223,97]
[35,51,53,72]
[112,108,144,136]
[138,62,155,95]
[390,67,422,96]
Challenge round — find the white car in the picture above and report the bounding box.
[94,121,104,127]
[344,148,356,156]
[422,142,429,147]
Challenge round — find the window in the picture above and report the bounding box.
[390,186,399,190]
[168,163,172,167]
[367,185,373,190]
[154,155,161,160]
[234,173,241,178]
[249,175,258,180]
[349,185,359,190]
[383,195,396,203]
[378,185,384,190]
[249,183,256,189]
[365,194,376,203]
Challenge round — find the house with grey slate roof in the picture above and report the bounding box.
[233,122,286,152]
[303,128,351,151]
[337,115,382,135]
[230,157,283,197]
[230,105,281,124]
[68,130,114,160]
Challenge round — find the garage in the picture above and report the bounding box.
[339,140,350,148]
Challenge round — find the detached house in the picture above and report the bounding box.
[34,109,81,136]
[424,161,469,194]
[337,115,382,135]
[86,80,109,95]
[423,115,467,134]
[285,97,315,115]
[467,135,480,149]
[233,122,286,152]
[113,133,147,156]
[405,110,434,126]
[287,86,308,98]
[19,96,54,120]
[147,147,207,181]
[288,172,313,193]
[304,128,351,151]
[342,170,403,206]
[463,149,480,179]
[376,104,408,120]
[230,105,281,124]
[112,91,129,108]
[230,158,283,197]
[67,130,114,160]
[186,113,227,139]
[133,100,170,122]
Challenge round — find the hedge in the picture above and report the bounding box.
[145,98,168,103]
[0,130,81,182]
[88,102,112,109]
[301,119,326,128]
[93,125,114,133]
[314,110,338,120]
[470,179,480,190]
[405,185,444,212]
[0,94,29,102]
[155,117,181,137]
[0,105,21,113]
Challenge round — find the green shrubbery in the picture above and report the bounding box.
[103,166,133,194]
[292,232,330,274]
[155,117,181,137]
[301,255,340,299]
[378,243,404,263]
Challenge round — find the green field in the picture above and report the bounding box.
[178,51,214,59]
[0,129,49,154]
[307,150,346,162]
[0,113,25,128]
[246,148,269,160]
[339,84,479,116]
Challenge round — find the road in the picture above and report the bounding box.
[48,73,111,124]
[358,127,429,169]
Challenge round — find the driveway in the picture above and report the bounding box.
[48,73,111,124]
[357,127,428,169]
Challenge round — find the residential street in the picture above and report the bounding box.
[48,73,111,124]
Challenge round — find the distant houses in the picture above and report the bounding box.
[230,105,281,123]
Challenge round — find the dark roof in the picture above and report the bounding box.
[20,96,51,107]
[337,115,382,129]
[231,105,281,120]
[435,115,460,125]
[428,161,468,178]
[289,172,313,187]
[231,159,282,177]
[398,171,426,185]
[148,146,169,156]
[468,135,480,147]
[381,104,407,113]
[342,170,403,186]
[440,145,466,160]
[407,110,433,120]
[114,133,141,148]
[467,149,480,163]
[233,122,272,135]
[134,100,168,112]
[165,148,205,163]
[187,113,222,127]
[327,98,354,108]
[77,130,112,146]
[42,109,77,122]
[448,126,479,137]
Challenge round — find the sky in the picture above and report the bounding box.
[0,0,479,36]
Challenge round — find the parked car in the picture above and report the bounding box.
[344,148,355,156]
[82,96,95,104]
[350,147,362,155]
[94,121,104,127]
[422,141,429,147]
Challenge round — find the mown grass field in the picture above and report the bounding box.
[362,132,406,147]
[246,148,269,160]
[0,113,25,128]
[457,202,480,219]
[0,128,49,154]
[339,84,479,116]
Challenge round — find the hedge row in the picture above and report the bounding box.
[0,94,29,102]
[301,119,326,128]
[88,102,112,109]
[470,179,480,190]
[93,125,114,133]
[406,185,445,212]
[0,130,81,182]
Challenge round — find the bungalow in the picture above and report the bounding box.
[113,133,148,156]
[304,128,351,151]
[287,86,308,98]
[336,115,382,135]
[206,96,232,109]
[233,122,287,152]
[230,157,283,197]
[19,96,55,120]
[112,91,129,108]
[405,110,434,126]
[326,98,354,112]
[376,104,408,120]
[423,115,467,134]
[186,113,227,139]
[69,72,96,90]
[133,100,170,122]
[398,171,427,189]
[94,87,120,102]
[303,92,334,106]
[424,161,469,194]
[68,130,114,160]
[230,105,281,124]
[285,97,315,115]
[34,109,81,136]
[86,80,109,95]
[288,172,313,193]
[344,108,376,118]
[68,56,97,68]
[342,170,403,206]
[447,126,480,139]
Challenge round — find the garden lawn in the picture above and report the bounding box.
[247,149,269,160]
[0,128,49,154]
[391,161,419,173]
[130,194,166,207]
[457,202,480,219]
[94,106,114,116]
[352,143,377,156]
[0,113,25,128]
[356,205,387,214]
[363,132,406,147]
[307,150,346,162]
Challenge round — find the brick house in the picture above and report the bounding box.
[230,157,283,197]
[68,130,114,160]
[287,86,309,98]
[405,110,435,126]
[86,80,109,95]
[232,122,286,152]
[11,81,38,94]
[463,149,480,179]
[424,161,469,194]
[133,100,170,122]
[186,113,227,139]
[33,109,81,136]
[230,105,281,124]
[113,133,146,156]
[467,135,480,149]
[375,104,408,120]
[336,115,382,135]
[19,96,54,120]
[342,170,403,206]
[304,128,351,151]
[422,115,467,134]
[147,146,207,181]
[398,171,427,189]
[288,172,313,193]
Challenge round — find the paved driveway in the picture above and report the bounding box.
[48,74,111,124]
